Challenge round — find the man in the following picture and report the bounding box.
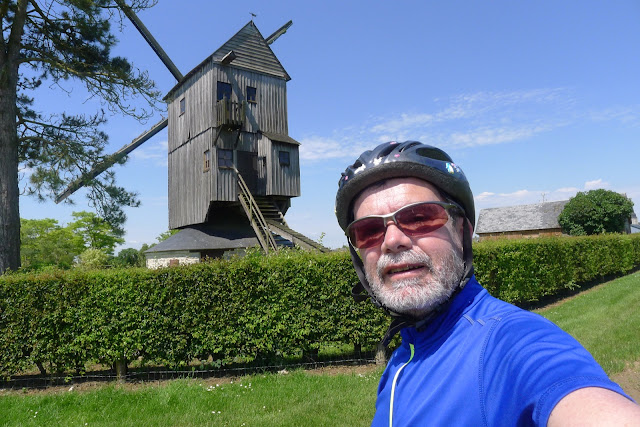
[334,141,640,426]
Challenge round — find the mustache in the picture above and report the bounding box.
[376,250,434,277]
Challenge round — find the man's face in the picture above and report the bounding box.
[352,177,465,318]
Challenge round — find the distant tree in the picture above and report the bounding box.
[0,0,160,274]
[75,247,110,269]
[157,229,179,242]
[20,217,84,269]
[112,247,144,267]
[558,189,635,236]
[68,211,125,255]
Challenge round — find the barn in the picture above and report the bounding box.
[475,200,569,241]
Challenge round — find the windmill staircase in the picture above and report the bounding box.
[235,169,329,253]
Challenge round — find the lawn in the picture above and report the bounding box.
[1,271,639,426]
[535,270,640,374]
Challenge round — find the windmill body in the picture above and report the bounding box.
[164,21,298,230]
[56,16,325,266]
[145,21,325,267]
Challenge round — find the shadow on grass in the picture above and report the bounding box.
[517,265,640,311]
[0,348,379,391]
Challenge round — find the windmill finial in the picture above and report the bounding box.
[250,12,257,21]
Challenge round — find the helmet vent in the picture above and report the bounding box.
[416,146,452,162]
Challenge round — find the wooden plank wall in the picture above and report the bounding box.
[168,129,213,229]
[168,63,288,147]
[166,57,294,228]
[268,141,300,197]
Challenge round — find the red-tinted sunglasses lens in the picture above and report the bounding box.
[348,202,450,249]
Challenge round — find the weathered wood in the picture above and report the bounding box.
[115,0,183,81]
[236,169,277,252]
[165,21,301,230]
[265,20,293,45]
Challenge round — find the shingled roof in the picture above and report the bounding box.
[165,21,290,101]
[475,200,569,234]
[145,221,259,253]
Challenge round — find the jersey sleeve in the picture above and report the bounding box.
[479,311,630,426]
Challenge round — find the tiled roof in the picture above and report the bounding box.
[475,200,569,234]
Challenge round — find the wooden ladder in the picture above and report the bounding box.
[235,168,278,253]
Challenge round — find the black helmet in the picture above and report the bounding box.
[335,141,476,347]
[335,141,475,232]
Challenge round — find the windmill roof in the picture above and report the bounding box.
[145,221,259,253]
[165,21,290,100]
[260,131,300,146]
[475,200,569,234]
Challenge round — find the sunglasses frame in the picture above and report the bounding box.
[346,200,462,249]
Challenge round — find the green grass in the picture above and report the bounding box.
[2,271,639,426]
[535,270,640,374]
[0,369,382,426]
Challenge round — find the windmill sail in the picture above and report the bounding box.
[55,118,167,203]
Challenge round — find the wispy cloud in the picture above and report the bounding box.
[298,87,626,161]
[129,140,168,167]
[474,179,612,210]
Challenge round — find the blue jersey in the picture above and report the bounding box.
[372,277,630,426]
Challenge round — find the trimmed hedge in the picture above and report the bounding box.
[474,234,640,304]
[1,234,640,378]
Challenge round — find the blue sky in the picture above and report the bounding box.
[19,0,640,250]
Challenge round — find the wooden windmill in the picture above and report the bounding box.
[56,4,327,266]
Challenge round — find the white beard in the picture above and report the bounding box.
[365,247,464,318]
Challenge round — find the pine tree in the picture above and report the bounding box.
[0,0,159,273]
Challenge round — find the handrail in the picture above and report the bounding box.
[235,168,277,253]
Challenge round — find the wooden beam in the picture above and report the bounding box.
[114,0,183,81]
[220,50,237,65]
[265,20,293,45]
[55,118,168,203]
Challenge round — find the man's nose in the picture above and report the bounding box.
[380,221,412,253]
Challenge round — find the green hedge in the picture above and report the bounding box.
[474,234,640,304]
[1,234,640,378]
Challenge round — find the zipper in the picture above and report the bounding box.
[389,343,415,427]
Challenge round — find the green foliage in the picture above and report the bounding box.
[558,189,635,235]
[75,248,110,269]
[68,211,125,255]
[473,234,640,305]
[0,0,160,274]
[112,248,145,268]
[2,235,640,378]
[19,211,124,271]
[19,218,84,270]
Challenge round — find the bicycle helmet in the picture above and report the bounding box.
[335,141,476,346]
[336,141,475,231]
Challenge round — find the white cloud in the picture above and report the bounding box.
[129,140,168,167]
[298,88,586,160]
[584,179,609,190]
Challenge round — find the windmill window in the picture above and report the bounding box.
[218,149,233,169]
[246,86,257,103]
[179,97,186,115]
[217,81,232,101]
[203,149,211,172]
[278,150,290,166]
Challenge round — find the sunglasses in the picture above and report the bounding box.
[346,201,461,249]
